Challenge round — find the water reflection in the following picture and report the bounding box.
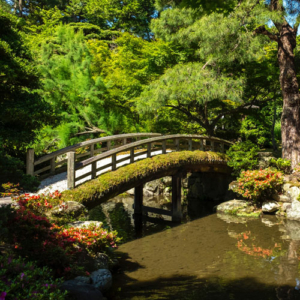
[89,195,300,299]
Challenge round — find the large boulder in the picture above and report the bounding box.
[282,183,300,202]
[216,200,248,213]
[90,269,112,292]
[286,200,300,221]
[60,279,104,300]
[262,201,280,213]
[50,201,87,217]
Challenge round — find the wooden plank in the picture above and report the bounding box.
[55,159,68,167]
[26,148,34,176]
[188,139,193,151]
[76,171,92,182]
[172,173,182,222]
[90,144,95,157]
[67,151,76,189]
[175,138,180,151]
[162,140,167,154]
[96,163,112,172]
[107,141,111,151]
[34,165,51,175]
[75,134,233,169]
[142,206,172,216]
[147,143,152,158]
[50,157,56,175]
[123,138,127,145]
[35,133,162,165]
[91,161,96,179]
[130,148,134,163]
[134,185,143,215]
[76,152,91,159]
[112,154,117,171]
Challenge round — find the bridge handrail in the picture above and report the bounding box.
[26,133,162,177]
[75,134,232,169]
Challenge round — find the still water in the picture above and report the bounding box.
[90,196,300,300]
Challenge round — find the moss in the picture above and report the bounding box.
[61,151,229,206]
[236,211,261,218]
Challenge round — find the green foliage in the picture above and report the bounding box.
[0,254,67,300]
[0,150,40,192]
[233,168,283,203]
[269,158,291,174]
[227,141,260,176]
[0,10,50,157]
[138,63,244,135]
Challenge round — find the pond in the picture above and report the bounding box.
[89,196,300,300]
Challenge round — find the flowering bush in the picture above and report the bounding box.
[0,183,21,197]
[233,168,283,202]
[0,255,67,300]
[1,192,120,277]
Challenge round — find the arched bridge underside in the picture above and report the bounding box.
[61,151,231,221]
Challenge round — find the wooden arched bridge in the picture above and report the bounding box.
[26,133,233,221]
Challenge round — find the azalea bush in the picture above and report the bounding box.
[232,168,283,203]
[0,255,67,300]
[1,192,120,278]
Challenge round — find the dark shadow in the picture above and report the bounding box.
[108,273,300,300]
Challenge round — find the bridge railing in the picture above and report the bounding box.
[26,133,162,178]
[66,134,233,189]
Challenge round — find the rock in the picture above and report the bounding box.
[161,176,172,187]
[69,221,103,228]
[228,181,239,191]
[261,217,278,227]
[282,203,291,212]
[126,188,135,195]
[163,187,171,195]
[285,220,300,240]
[50,201,86,217]
[94,253,110,270]
[262,201,280,213]
[216,200,248,213]
[282,183,300,202]
[286,200,300,221]
[272,193,291,203]
[90,269,112,292]
[74,276,91,284]
[60,280,104,300]
[257,152,274,169]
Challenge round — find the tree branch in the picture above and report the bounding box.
[254,25,279,42]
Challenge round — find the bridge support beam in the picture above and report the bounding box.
[134,185,143,215]
[172,173,182,222]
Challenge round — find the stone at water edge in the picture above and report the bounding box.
[60,280,104,300]
[262,201,280,213]
[282,183,300,202]
[90,269,112,292]
[216,199,248,213]
[69,221,103,228]
[271,193,291,203]
[286,200,300,221]
[50,201,87,217]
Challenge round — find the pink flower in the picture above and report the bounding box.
[0,292,7,300]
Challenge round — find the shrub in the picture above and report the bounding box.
[269,158,291,174]
[0,254,67,300]
[0,151,40,192]
[232,168,283,203]
[226,141,260,176]
[1,194,120,277]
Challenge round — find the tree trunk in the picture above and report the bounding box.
[278,23,300,168]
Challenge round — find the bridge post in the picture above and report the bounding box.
[211,141,215,151]
[147,143,152,158]
[199,140,204,151]
[175,138,180,151]
[112,153,117,171]
[130,148,134,163]
[67,151,76,189]
[90,144,95,157]
[188,139,193,151]
[134,185,143,215]
[50,157,56,175]
[162,140,167,154]
[172,173,182,222]
[220,143,224,153]
[26,148,35,176]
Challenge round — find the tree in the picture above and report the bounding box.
[152,0,300,168]
[37,25,112,149]
[137,63,245,135]
[0,10,49,157]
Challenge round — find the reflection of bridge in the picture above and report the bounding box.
[26,133,232,222]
